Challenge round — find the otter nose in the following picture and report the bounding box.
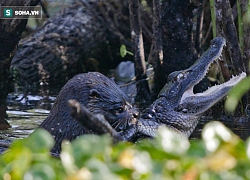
[133,110,139,118]
[128,110,139,126]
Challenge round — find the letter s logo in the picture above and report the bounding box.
[6,10,10,16]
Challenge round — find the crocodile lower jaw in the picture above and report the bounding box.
[179,72,247,115]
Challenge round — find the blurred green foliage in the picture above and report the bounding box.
[1,122,250,180]
[225,76,250,113]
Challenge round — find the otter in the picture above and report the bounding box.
[40,72,139,154]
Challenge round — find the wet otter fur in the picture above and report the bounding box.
[40,72,139,153]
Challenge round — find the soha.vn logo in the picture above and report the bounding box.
[3,8,13,18]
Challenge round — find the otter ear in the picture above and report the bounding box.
[89,89,100,98]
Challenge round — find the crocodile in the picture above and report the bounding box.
[134,37,246,138]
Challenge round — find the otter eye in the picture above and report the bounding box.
[117,108,123,113]
[113,107,123,115]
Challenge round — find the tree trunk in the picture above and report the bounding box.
[128,0,152,107]
[11,0,152,93]
[0,0,39,129]
[149,0,164,98]
[160,1,198,94]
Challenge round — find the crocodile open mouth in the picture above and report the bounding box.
[179,72,246,115]
[177,37,246,115]
[134,37,246,139]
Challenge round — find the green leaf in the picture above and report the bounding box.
[86,159,120,180]
[120,44,133,58]
[120,44,127,58]
[24,163,56,180]
[26,128,55,152]
[68,135,112,167]
[225,76,250,113]
[188,140,206,157]
[2,148,32,179]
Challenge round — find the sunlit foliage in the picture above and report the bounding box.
[1,122,250,179]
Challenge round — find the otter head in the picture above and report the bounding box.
[82,72,139,131]
[40,72,139,154]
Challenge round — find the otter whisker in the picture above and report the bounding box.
[111,120,123,130]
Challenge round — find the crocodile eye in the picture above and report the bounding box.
[182,108,188,113]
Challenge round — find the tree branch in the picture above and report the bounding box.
[128,0,152,106]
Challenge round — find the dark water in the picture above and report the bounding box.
[0,93,55,152]
[191,115,250,140]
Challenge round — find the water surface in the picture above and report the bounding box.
[0,94,55,151]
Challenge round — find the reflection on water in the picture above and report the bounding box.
[1,108,49,141]
[0,93,55,150]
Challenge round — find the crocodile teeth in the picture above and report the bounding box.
[182,72,246,102]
